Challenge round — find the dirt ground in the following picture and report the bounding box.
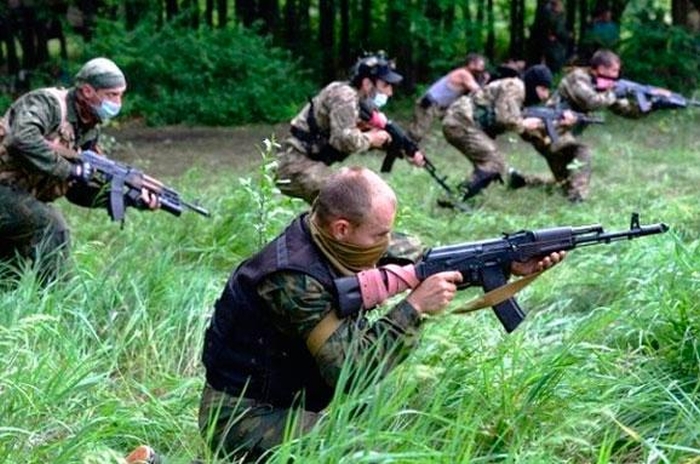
[105,122,288,179]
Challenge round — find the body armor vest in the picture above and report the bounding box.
[202,214,339,411]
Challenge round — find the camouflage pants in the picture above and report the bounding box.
[408,99,446,143]
[275,144,333,204]
[442,121,507,182]
[0,185,70,282]
[198,383,321,463]
[519,132,592,202]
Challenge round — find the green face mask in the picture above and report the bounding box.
[309,218,389,274]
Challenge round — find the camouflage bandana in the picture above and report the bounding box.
[308,216,389,275]
[74,57,126,89]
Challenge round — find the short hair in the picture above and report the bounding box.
[312,167,394,228]
[590,49,620,68]
[465,53,485,67]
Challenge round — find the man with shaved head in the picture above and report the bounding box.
[199,166,563,462]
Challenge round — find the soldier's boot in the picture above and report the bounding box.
[124,445,162,464]
[507,168,527,190]
[458,168,503,201]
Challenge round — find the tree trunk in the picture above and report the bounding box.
[165,0,179,21]
[217,0,228,28]
[258,0,279,35]
[509,0,525,59]
[360,0,371,42]
[319,0,336,82]
[339,0,351,69]
[205,0,214,27]
[236,0,256,27]
[485,0,495,60]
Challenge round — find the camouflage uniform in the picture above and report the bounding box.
[442,77,528,196]
[516,67,641,202]
[199,214,422,462]
[0,88,101,281]
[275,81,373,204]
[275,81,423,262]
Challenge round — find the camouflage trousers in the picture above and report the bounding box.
[442,121,507,182]
[518,132,592,202]
[0,185,70,283]
[275,144,333,204]
[408,98,446,143]
[198,383,321,463]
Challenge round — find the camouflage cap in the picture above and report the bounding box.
[74,57,126,89]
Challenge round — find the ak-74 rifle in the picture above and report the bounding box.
[358,100,469,211]
[523,106,605,143]
[74,150,211,222]
[614,78,700,113]
[334,213,668,332]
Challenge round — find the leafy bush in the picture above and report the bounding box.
[620,11,700,92]
[80,21,315,125]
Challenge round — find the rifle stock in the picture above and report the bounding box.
[335,213,668,332]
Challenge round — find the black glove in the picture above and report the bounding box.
[69,160,93,183]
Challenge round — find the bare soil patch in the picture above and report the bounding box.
[106,122,287,179]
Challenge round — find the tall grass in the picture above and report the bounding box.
[1,110,700,463]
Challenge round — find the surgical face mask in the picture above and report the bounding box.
[372,91,389,108]
[92,99,121,122]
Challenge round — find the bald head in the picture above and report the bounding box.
[312,167,396,228]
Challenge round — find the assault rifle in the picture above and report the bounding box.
[614,78,700,113]
[335,213,668,332]
[76,150,211,222]
[358,100,469,211]
[523,106,604,143]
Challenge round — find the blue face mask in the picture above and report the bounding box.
[93,99,121,122]
[372,91,389,108]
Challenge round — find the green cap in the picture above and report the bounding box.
[75,57,126,89]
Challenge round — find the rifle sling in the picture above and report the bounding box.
[450,270,544,315]
[306,270,545,355]
[306,310,342,358]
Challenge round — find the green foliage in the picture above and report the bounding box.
[79,21,315,126]
[3,107,700,462]
[620,8,700,92]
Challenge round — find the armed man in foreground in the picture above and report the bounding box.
[199,166,564,462]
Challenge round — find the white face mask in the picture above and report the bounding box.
[92,99,121,122]
[372,91,389,108]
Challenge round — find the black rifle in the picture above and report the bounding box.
[523,106,604,143]
[614,78,700,113]
[335,213,668,332]
[358,100,469,211]
[77,150,210,222]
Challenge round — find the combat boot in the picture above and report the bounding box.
[458,169,503,200]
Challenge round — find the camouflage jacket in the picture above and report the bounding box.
[0,87,100,201]
[443,77,527,136]
[287,81,372,158]
[551,67,641,117]
[257,271,422,390]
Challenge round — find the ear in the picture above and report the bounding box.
[328,218,351,240]
[360,77,373,95]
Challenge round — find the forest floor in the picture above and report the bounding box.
[105,121,289,178]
